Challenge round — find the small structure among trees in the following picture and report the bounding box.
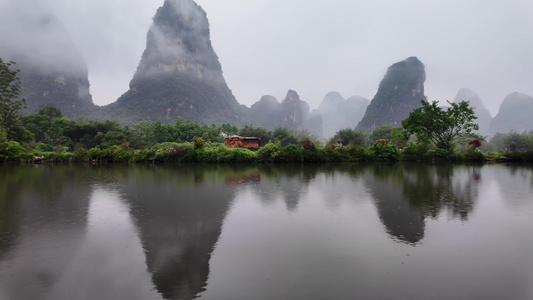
[224,135,261,150]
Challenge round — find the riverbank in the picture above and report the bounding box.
[3,140,532,165]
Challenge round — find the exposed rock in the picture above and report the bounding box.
[490,92,533,134]
[281,90,307,131]
[104,0,241,125]
[453,88,492,137]
[357,57,426,130]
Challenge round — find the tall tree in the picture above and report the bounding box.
[335,128,366,146]
[0,59,27,141]
[402,100,479,151]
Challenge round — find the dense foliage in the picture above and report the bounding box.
[402,100,480,152]
[3,103,533,163]
[2,57,532,164]
[0,59,28,142]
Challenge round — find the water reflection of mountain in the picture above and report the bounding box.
[364,164,481,244]
[497,164,533,208]
[119,165,237,300]
[0,163,491,298]
[0,165,92,299]
[255,165,319,212]
[364,165,425,244]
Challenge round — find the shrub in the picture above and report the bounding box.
[402,141,429,161]
[371,139,398,161]
[229,147,257,163]
[277,144,302,163]
[193,136,207,150]
[257,141,282,163]
[103,145,133,162]
[0,141,26,161]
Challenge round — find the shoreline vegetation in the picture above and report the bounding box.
[2,60,533,165]
[2,103,533,165]
[3,143,533,165]
[0,120,533,164]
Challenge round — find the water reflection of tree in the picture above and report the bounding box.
[365,163,481,244]
[0,165,93,297]
[0,166,25,258]
[401,164,480,221]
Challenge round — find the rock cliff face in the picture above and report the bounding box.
[490,92,533,134]
[318,92,369,138]
[281,90,307,131]
[0,1,95,118]
[105,0,241,124]
[357,57,426,130]
[453,88,492,137]
[280,90,323,135]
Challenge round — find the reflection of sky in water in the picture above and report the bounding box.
[0,186,162,300]
[0,164,532,300]
[201,165,533,300]
[44,187,161,300]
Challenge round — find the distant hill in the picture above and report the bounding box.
[357,57,426,130]
[245,90,322,136]
[246,95,283,130]
[0,1,96,118]
[490,92,533,134]
[318,92,368,138]
[102,0,242,125]
[453,88,492,137]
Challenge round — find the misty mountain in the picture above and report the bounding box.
[102,0,242,125]
[490,92,533,135]
[246,95,284,130]
[0,1,96,118]
[281,90,308,131]
[280,90,322,136]
[318,92,369,138]
[244,90,322,136]
[357,57,426,130]
[453,88,492,137]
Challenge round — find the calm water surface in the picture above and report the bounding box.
[0,163,532,300]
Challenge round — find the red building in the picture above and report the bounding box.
[224,135,261,150]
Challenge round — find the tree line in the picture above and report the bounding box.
[2,58,533,163]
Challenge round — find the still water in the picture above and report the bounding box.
[0,163,532,300]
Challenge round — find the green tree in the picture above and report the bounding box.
[371,139,399,161]
[101,131,130,149]
[272,127,299,146]
[503,131,530,152]
[335,128,366,146]
[402,100,479,152]
[219,123,238,135]
[369,125,393,143]
[0,59,27,141]
[22,104,64,144]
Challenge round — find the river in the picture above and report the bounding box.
[0,163,532,300]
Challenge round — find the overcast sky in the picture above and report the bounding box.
[5,0,533,116]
